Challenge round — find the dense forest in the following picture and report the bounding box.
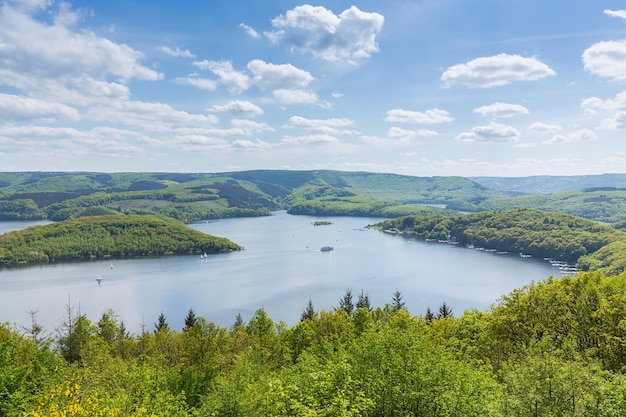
[1,170,625,223]
[374,208,626,272]
[0,215,240,266]
[2,270,626,416]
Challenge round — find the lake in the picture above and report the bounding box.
[0,211,563,334]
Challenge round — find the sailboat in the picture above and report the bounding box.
[96,274,103,285]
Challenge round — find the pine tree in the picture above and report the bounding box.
[425,307,435,321]
[391,289,405,311]
[338,288,354,316]
[437,302,454,319]
[356,290,372,311]
[154,312,169,333]
[184,308,197,330]
[300,298,317,322]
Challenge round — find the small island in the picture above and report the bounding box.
[312,220,333,226]
[0,214,241,266]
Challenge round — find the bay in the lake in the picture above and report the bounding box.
[0,211,563,333]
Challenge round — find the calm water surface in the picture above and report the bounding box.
[0,212,562,333]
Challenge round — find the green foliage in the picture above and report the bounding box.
[0,214,240,266]
[3,273,626,415]
[458,187,626,223]
[376,208,626,265]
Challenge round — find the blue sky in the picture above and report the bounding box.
[1,0,626,176]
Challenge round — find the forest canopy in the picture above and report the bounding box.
[0,214,240,266]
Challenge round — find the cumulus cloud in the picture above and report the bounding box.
[232,139,273,151]
[193,60,251,94]
[582,40,626,81]
[273,89,318,105]
[455,122,521,142]
[160,46,195,58]
[173,75,218,91]
[0,93,80,121]
[599,111,626,129]
[604,9,626,19]
[581,91,626,114]
[285,115,355,134]
[528,122,562,134]
[247,59,314,90]
[385,108,453,124]
[543,129,598,144]
[473,102,529,118]
[441,53,555,88]
[239,23,260,38]
[265,5,384,63]
[388,127,438,140]
[209,100,264,117]
[0,1,162,83]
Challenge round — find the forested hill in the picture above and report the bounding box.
[0,170,625,223]
[0,171,504,222]
[472,173,626,195]
[374,208,626,271]
[0,214,240,266]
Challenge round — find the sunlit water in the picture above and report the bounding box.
[0,211,562,334]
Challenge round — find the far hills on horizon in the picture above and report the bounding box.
[0,170,625,224]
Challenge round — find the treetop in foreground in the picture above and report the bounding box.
[0,214,240,266]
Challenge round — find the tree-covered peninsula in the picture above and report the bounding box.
[374,208,626,269]
[0,214,240,266]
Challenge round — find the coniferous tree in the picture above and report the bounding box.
[154,312,169,333]
[184,308,197,330]
[356,290,372,311]
[425,306,435,321]
[300,298,317,322]
[232,312,244,329]
[338,288,354,316]
[437,302,454,319]
[391,289,405,311]
[23,309,46,346]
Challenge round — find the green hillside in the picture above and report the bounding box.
[375,208,626,269]
[1,170,626,223]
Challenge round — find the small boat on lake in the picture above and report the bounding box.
[320,246,334,252]
[96,274,103,285]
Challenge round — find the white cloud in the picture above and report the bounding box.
[232,139,274,151]
[173,75,218,91]
[247,59,314,90]
[285,115,355,134]
[528,122,562,134]
[0,93,80,121]
[604,9,626,19]
[455,122,520,142]
[543,128,598,144]
[473,102,529,118]
[239,23,260,39]
[193,60,250,94]
[265,5,384,63]
[581,91,626,114]
[0,1,162,83]
[209,100,264,117]
[388,127,438,140]
[281,134,339,145]
[273,89,318,105]
[599,111,626,129]
[582,40,626,81]
[385,108,453,124]
[441,53,556,88]
[160,46,195,58]
[86,101,219,131]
